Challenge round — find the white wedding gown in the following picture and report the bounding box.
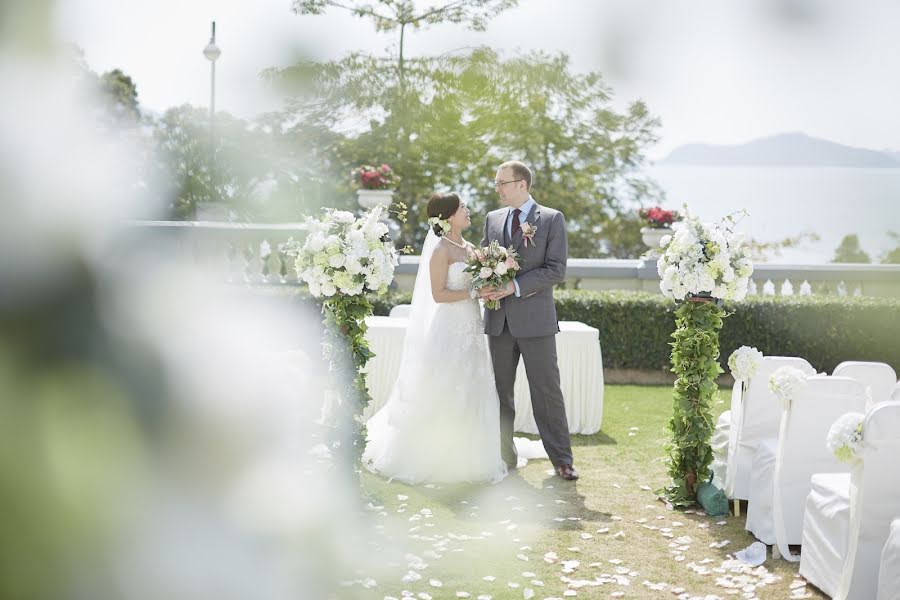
[363,260,509,484]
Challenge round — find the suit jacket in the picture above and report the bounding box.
[481,201,568,338]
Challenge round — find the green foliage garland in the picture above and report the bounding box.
[320,294,376,469]
[661,299,726,506]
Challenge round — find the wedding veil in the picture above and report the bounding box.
[397,230,439,371]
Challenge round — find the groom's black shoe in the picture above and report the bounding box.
[556,464,579,481]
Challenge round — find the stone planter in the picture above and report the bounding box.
[641,226,673,249]
[357,189,394,211]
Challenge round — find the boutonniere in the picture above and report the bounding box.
[520,222,537,247]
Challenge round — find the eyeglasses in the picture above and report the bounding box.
[494,179,524,189]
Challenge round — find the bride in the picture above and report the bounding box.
[363,192,509,484]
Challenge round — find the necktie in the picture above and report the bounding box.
[511,208,522,238]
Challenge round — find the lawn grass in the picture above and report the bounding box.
[350,385,825,600]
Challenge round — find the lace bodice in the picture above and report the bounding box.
[446,261,471,291]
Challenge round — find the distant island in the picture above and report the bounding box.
[659,132,900,168]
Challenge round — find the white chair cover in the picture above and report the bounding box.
[840,403,900,598]
[745,375,867,560]
[878,519,900,600]
[725,357,816,500]
[891,382,900,403]
[801,402,900,599]
[833,361,898,408]
[709,409,731,489]
[799,472,851,597]
[388,304,412,318]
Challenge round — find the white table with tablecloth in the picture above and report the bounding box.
[363,316,604,434]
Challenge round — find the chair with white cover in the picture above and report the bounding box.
[800,402,900,599]
[744,375,867,560]
[878,519,900,600]
[388,304,412,318]
[833,361,898,407]
[725,356,816,515]
[892,382,900,404]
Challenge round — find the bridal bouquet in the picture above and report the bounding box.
[769,366,810,410]
[657,213,754,301]
[826,412,865,464]
[465,241,520,310]
[728,346,764,382]
[287,205,399,297]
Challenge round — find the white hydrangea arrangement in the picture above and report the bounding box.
[769,366,810,410]
[657,213,754,301]
[826,412,865,464]
[728,346,764,382]
[289,206,399,297]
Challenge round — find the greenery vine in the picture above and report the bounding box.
[661,298,726,506]
[320,294,375,469]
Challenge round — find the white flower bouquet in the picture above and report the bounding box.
[657,212,754,301]
[465,241,521,310]
[287,206,399,297]
[826,412,865,464]
[769,366,810,410]
[728,346,764,382]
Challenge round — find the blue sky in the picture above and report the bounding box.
[54,0,900,159]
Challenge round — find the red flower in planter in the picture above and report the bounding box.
[354,164,400,190]
[639,206,680,228]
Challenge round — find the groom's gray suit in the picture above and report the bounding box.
[482,200,574,469]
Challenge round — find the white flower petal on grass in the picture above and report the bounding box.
[544,552,558,563]
[640,485,652,491]
[523,589,535,600]
[613,531,626,539]
[789,580,807,590]
[517,554,530,561]
[567,547,580,552]
[417,593,432,600]
[610,593,625,598]
[608,559,623,565]
[522,571,536,578]
[709,540,731,549]
[580,533,593,540]
[597,528,610,534]
[563,591,577,597]
[476,596,492,600]
[455,593,471,598]
[397,494,409,501]
[429,579,443,588]
[483,576,496,582]
[507,582,520,589]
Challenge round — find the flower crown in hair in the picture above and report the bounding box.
[427,216,451,236]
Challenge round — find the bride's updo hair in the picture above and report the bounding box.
[426,192,461,237]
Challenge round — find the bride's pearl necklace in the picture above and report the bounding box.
[442,235,467,249]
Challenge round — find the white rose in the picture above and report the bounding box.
[332,210,355,223]
[479,267,493,280]
[321,282,337,297]
[307,235,325,252]
[494,262,508,276]
[344,258,362,274]
[659,234,672,248]
[308,282,321,297]
[328,253,346,268]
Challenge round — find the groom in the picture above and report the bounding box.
[481,160,578,481]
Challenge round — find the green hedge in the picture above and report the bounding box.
[557,290,900,373]
[253,286,900,374]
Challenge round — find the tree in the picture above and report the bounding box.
[271,2,662,256]
[99,69,140,121]
[151,105,326,221]
[881,231,900,264]
[832,234,871,264]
